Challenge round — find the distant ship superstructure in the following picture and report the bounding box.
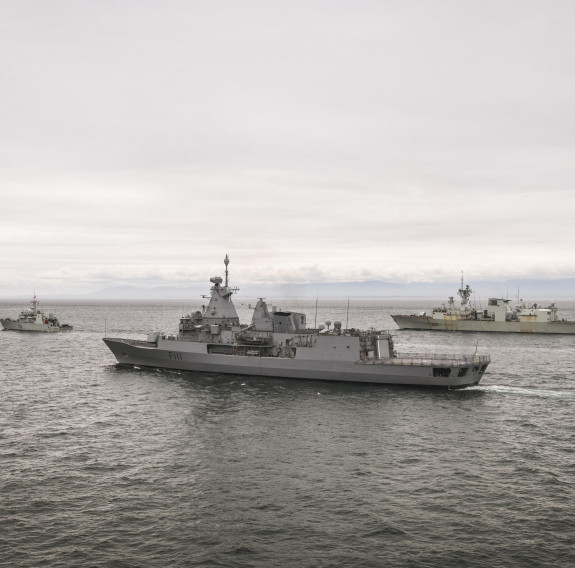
[392,277,575,334]
[1,296,73,332]
[103,256,490,388]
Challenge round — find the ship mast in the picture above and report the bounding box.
[457,271,472,309]
[202,254,239,324]
[224,254,229,288]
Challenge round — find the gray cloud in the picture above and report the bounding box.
[1,1,574,295]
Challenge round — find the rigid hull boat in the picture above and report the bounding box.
[103,257,490,388]
[392,279,575,334]
[1,296,73,332]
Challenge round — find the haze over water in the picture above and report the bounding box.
[1,298,574,567]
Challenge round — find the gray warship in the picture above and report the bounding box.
[103,256,490,388]
[392,278,575,334]
[1,295,73,332]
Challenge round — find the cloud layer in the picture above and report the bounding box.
[1,1,574,295]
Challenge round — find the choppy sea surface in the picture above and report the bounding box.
[1,297,574,568]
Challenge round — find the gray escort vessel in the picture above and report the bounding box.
[1,295,73,332]
[392,278,575,334]
[103,257,490,388]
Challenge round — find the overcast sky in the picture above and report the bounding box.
[1,0,574,295]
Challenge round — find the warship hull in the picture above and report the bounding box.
[0,319,66,332]
[392,315,575,334]
[103,338,488,388]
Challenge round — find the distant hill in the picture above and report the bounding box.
[86,285,207,299]
[3,278,572,301]
[84,278,575,300]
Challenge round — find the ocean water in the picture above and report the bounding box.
[1,298,574,568]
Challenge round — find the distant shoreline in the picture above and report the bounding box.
[2,277,575,301]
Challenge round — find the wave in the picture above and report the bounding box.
[470,384,575,398]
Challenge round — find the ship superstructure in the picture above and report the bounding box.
[103,256,489,388]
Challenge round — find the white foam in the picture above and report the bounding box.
[470,384,575,398]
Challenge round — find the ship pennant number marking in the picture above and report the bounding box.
[168,351,183,361]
